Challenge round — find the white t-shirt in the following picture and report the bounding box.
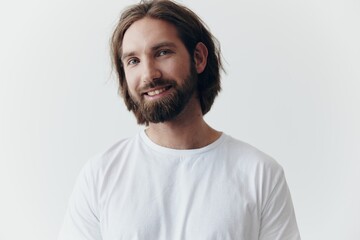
[58,131,300,240]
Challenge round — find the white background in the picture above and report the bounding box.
[1,0,359,239]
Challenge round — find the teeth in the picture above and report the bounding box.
[147,88,166,96]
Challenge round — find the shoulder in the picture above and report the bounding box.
[221,134,283,173]
[81,133,142,177]
[220,135,290,207]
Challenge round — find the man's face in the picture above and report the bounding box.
[121,17,197,123]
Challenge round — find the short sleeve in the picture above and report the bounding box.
[58,160,102,240]
[259,167,301,240]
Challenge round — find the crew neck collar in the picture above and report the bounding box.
[139,129,226,157]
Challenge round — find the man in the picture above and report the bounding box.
[59,0,301,239]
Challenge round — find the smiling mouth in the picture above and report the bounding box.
[145,86,172,96]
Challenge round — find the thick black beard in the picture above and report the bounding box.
[131,67,197,124]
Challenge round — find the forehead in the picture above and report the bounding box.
[122,17,184,55]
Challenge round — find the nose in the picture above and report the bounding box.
[141,58,161,83]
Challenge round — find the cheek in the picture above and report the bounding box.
[124,70,139,95]
[163,59,190,80]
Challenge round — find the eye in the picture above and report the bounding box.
[127,58,139,66]
[157,49,172,57]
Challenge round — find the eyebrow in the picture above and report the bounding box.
[121,41,177,61]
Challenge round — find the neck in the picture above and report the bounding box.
[145,97,221,149]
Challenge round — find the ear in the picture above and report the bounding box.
[193,42,208,74]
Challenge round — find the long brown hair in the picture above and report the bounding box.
[111,0,223,124]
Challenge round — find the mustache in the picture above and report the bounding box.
[140,78,177,92]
